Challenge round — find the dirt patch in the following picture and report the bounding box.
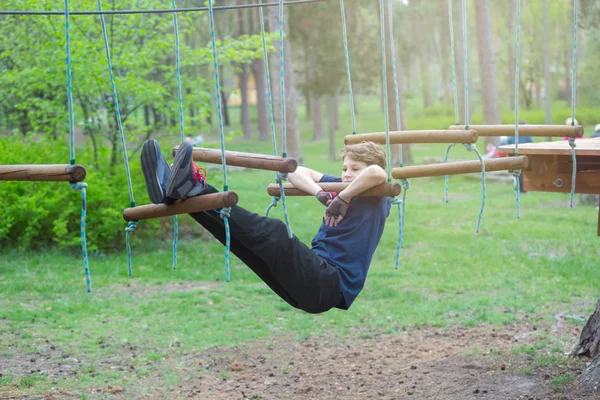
[2,324,597,399]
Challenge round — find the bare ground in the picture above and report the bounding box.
[2,319,600,400]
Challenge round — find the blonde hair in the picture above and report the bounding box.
[339,141,386,169]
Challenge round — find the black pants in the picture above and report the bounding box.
[189,185,343,314]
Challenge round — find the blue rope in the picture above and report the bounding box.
[464,144,486,233]
[172,0,185,270]
[391,197,402,269]
[70,183,91,292]
[513,0,522,217]
[278,0,287,158]
[65,0,91,291]
[339,0,356,135]
[568,0,578,208]
[444,143,456,203]
[462,0,469,130]
[125,221,139,276]
[387,0,402,166]
[257,0,292,237]
[97,0,138,273]
[378,0,391,181]
[448,0,459,126]
[207,0,232,280]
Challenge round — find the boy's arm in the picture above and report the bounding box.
[337,165,387,202]
[324,165,387,227]
[287,166,324,196]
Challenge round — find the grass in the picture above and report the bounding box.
[1,98,600,397]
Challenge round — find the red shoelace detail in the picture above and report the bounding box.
[192,163,207,187]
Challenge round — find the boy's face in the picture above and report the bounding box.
[342,156,369,182]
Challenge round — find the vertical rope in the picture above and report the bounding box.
[65,0,91,291]
[278,0,287,158]
[513,0,522,218]
[448,0,459,127]
[97,0,138,275]
[339,0,356,135]
[207,0,231,280]
[258,0,292,238]
[378,0,391,181]
[445,0,459,201]
[461,0,469,130]
[568,0,578,208]
[172,0,185,270]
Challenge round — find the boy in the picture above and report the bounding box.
[141,139,391,314]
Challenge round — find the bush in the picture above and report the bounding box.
[0,135,160,251]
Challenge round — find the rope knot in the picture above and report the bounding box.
[125,221,139,232]
[275,172,288,184]
[400,179,411,190]
[69,182,88,191]
[463,143,476,152]
[391,198,402,205]
[220,207,231,220]
[568,137,576,148]
[512,169,522,178]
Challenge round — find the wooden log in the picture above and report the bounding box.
[0,164,86,182]
[343,130,478,145]
[172,146,297,173]
[267,182,401,197]
[448,124,583,138]
[391,156,529,179]
[122,191,238,221]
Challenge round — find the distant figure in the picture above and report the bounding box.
[494,121,533,157]
[592,124,600,139]
[564,118,584,140]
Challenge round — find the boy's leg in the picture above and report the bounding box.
[190,184,343,314]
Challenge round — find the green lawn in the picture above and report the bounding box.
[1,99,599,397]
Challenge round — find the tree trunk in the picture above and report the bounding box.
[327,96,336,162]
[249,7,268,141]
[268,5,302,162]
[439,0,452,104]
[334,93,340,131]
[474,0,501,148]
[412,5,432,109]
[573,298,600,393]
[452,0,466,122]
[312,96,323,141]
[238,1,250,139]
[543,0,552,140]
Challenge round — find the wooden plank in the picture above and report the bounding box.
[344,130,478,145]
[172,146,298,173]
[449,124,583,138]
[267,182,401,197]
[499,138,600,156]
[391,156,529,179]
[0,164,86,182]
[522,171,600,195]
[123,191,238,221]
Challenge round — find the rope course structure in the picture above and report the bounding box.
[0,0,91,292]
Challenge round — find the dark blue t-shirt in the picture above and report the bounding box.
[311,174,391,309]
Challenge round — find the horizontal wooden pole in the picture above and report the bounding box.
[173,146,297,173]
[344,130,478,145]
[267,182,401,197]
[123,191,238,221]
[0,164,86,182]
[448,124,583,138]
[391,156,529,179]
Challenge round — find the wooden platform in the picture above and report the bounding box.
[499,138,600,236]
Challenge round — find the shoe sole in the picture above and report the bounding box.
[141,140,165,204]
[166,142,194,200]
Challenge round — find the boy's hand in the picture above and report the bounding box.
[324,196,350,227]
[316,190,338,206]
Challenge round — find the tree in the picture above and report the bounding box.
[474,0,500,145]
[237,0,251,139]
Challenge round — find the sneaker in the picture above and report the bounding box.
[165,141,207,200]
[141,139,171,204]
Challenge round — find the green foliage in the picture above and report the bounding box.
[0,135,154,251]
